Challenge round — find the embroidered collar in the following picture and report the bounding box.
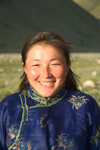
[28,84,67,106]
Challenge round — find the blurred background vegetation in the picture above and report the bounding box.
[0,0,100,105]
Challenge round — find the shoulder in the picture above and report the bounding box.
[67,90,97,103]
[0,92,22,109]
[67,90,99,111]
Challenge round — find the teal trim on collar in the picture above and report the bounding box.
[28,84,67,106]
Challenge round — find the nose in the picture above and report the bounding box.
[41,65,51,78]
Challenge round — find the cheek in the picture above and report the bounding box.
[52,67,66,79]
[25,66,40,80]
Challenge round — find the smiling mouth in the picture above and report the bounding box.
[39,81,55,86]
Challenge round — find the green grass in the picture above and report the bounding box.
[0,53,100,106]
[0,54,22,100]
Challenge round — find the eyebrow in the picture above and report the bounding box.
[32,59,40,61]
[50,58,61,61]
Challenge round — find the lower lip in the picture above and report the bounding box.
[39,81,55,87]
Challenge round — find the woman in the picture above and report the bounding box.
[0,31,100,150]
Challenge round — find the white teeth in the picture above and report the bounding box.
[40,81,54,86]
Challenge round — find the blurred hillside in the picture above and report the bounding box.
[73,0,100,19]
[0,0,100,53]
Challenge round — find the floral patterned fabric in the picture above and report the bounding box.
[0,85,100,150]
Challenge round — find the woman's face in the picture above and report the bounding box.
[23,44,70,98]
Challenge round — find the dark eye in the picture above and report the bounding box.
[52,63,60,66]
[33,64,40,66]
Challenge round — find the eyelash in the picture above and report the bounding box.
[33,64,40,66]
[52,64,60,66]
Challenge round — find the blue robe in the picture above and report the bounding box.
[0,85,100,150]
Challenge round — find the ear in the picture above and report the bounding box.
[22,62,27,74]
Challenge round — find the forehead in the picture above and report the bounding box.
[27,43,65,58]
